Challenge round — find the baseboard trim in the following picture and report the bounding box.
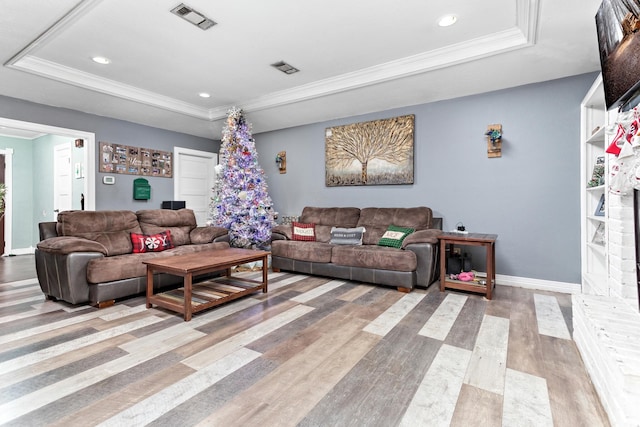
[496,273,581,294]
[3,247,35,256]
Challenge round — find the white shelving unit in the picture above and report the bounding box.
[580,75,609,295]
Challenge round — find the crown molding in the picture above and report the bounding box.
[5,0,540,123]
[211,0,540,120]
[7,56,211,120]
[229,26,529,118]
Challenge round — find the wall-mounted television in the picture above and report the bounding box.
[596,0,640,110]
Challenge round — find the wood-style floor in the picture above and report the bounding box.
[0,255,610,427]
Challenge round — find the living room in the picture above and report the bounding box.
[1,1,638,426]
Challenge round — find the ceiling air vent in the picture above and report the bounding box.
[271,61,300,75]
[170,3,216,30]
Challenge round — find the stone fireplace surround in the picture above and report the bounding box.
[573,191,640,426]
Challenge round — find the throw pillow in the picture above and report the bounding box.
[378,225,415,248]
[330,227,366,245]
[292,222,316,241]
[131,230,175,253]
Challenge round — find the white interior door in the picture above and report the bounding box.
[53,144,73,220]
[174,147,217,226]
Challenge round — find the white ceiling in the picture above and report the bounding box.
[0,0,603,139]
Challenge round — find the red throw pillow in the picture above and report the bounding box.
[131,230,175,253]
[292,222,316,241]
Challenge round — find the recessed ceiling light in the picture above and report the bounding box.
[92,56,111,65]
[198,92,211,98]
[438,14,457,27]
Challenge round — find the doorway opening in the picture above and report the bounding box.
[0,117,95,254]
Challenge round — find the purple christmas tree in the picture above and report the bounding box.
[210,107,275,248]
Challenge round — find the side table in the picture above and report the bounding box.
[438,232,497,299]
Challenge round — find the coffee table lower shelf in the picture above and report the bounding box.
[148,277,264,320]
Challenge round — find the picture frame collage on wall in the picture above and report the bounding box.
[99,141,172,177]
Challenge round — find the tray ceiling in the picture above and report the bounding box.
[0,0,602,138]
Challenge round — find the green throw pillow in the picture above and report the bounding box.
[377,225,415,248]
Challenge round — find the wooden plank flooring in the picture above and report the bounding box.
[0,255,611,426]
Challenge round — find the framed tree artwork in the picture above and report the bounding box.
[325,114,414,186]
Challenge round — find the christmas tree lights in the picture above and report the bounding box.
[209,107,275,248]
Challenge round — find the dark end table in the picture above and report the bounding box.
[438,232,497,299]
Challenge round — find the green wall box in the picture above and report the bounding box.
[133,178,151,200]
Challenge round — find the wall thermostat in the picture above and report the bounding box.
[102,176,115,185]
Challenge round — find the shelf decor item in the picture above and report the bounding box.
[592,222,605,245]
[485,124,502,158]
[588,157,605,187]
[594,193,605,216]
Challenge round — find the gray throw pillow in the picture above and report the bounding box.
[330,227,366,245]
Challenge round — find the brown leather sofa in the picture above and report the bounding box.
[271,207,442,292]
[35,209,229,307]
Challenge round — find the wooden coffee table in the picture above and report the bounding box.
[145,247,270,321]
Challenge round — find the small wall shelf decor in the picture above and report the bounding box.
[275,151,287,174]
[485,124,503,158]
[99,141,172,177]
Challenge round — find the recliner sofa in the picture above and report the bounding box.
[35,208,229,306]
[271,206,442,292]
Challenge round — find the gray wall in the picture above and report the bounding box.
[256,73,599,284]
[0,95,219,250]
[1,72,595,283]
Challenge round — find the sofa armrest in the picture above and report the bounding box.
[271,224,292,240]
[190,226,229,244]
[404,242,439,288]
[37,236,108,255]
[35,249,104,304]
[403,228,442,288]
[402,229,442,247]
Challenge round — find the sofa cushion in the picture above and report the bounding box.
[331,245,417,272]
[330,227,366,245]
[271,240,333,263]
[167,241,230,256]
[56,210,141,256]
[136,209,197,246]
[299,207,361,228]
[87,241,230,283]
[378,225,414,248]
[190,226,228,244]
[292,222,316,241]
[131,230,175,253]
[87,251,168,283]
[357,207,432,245]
